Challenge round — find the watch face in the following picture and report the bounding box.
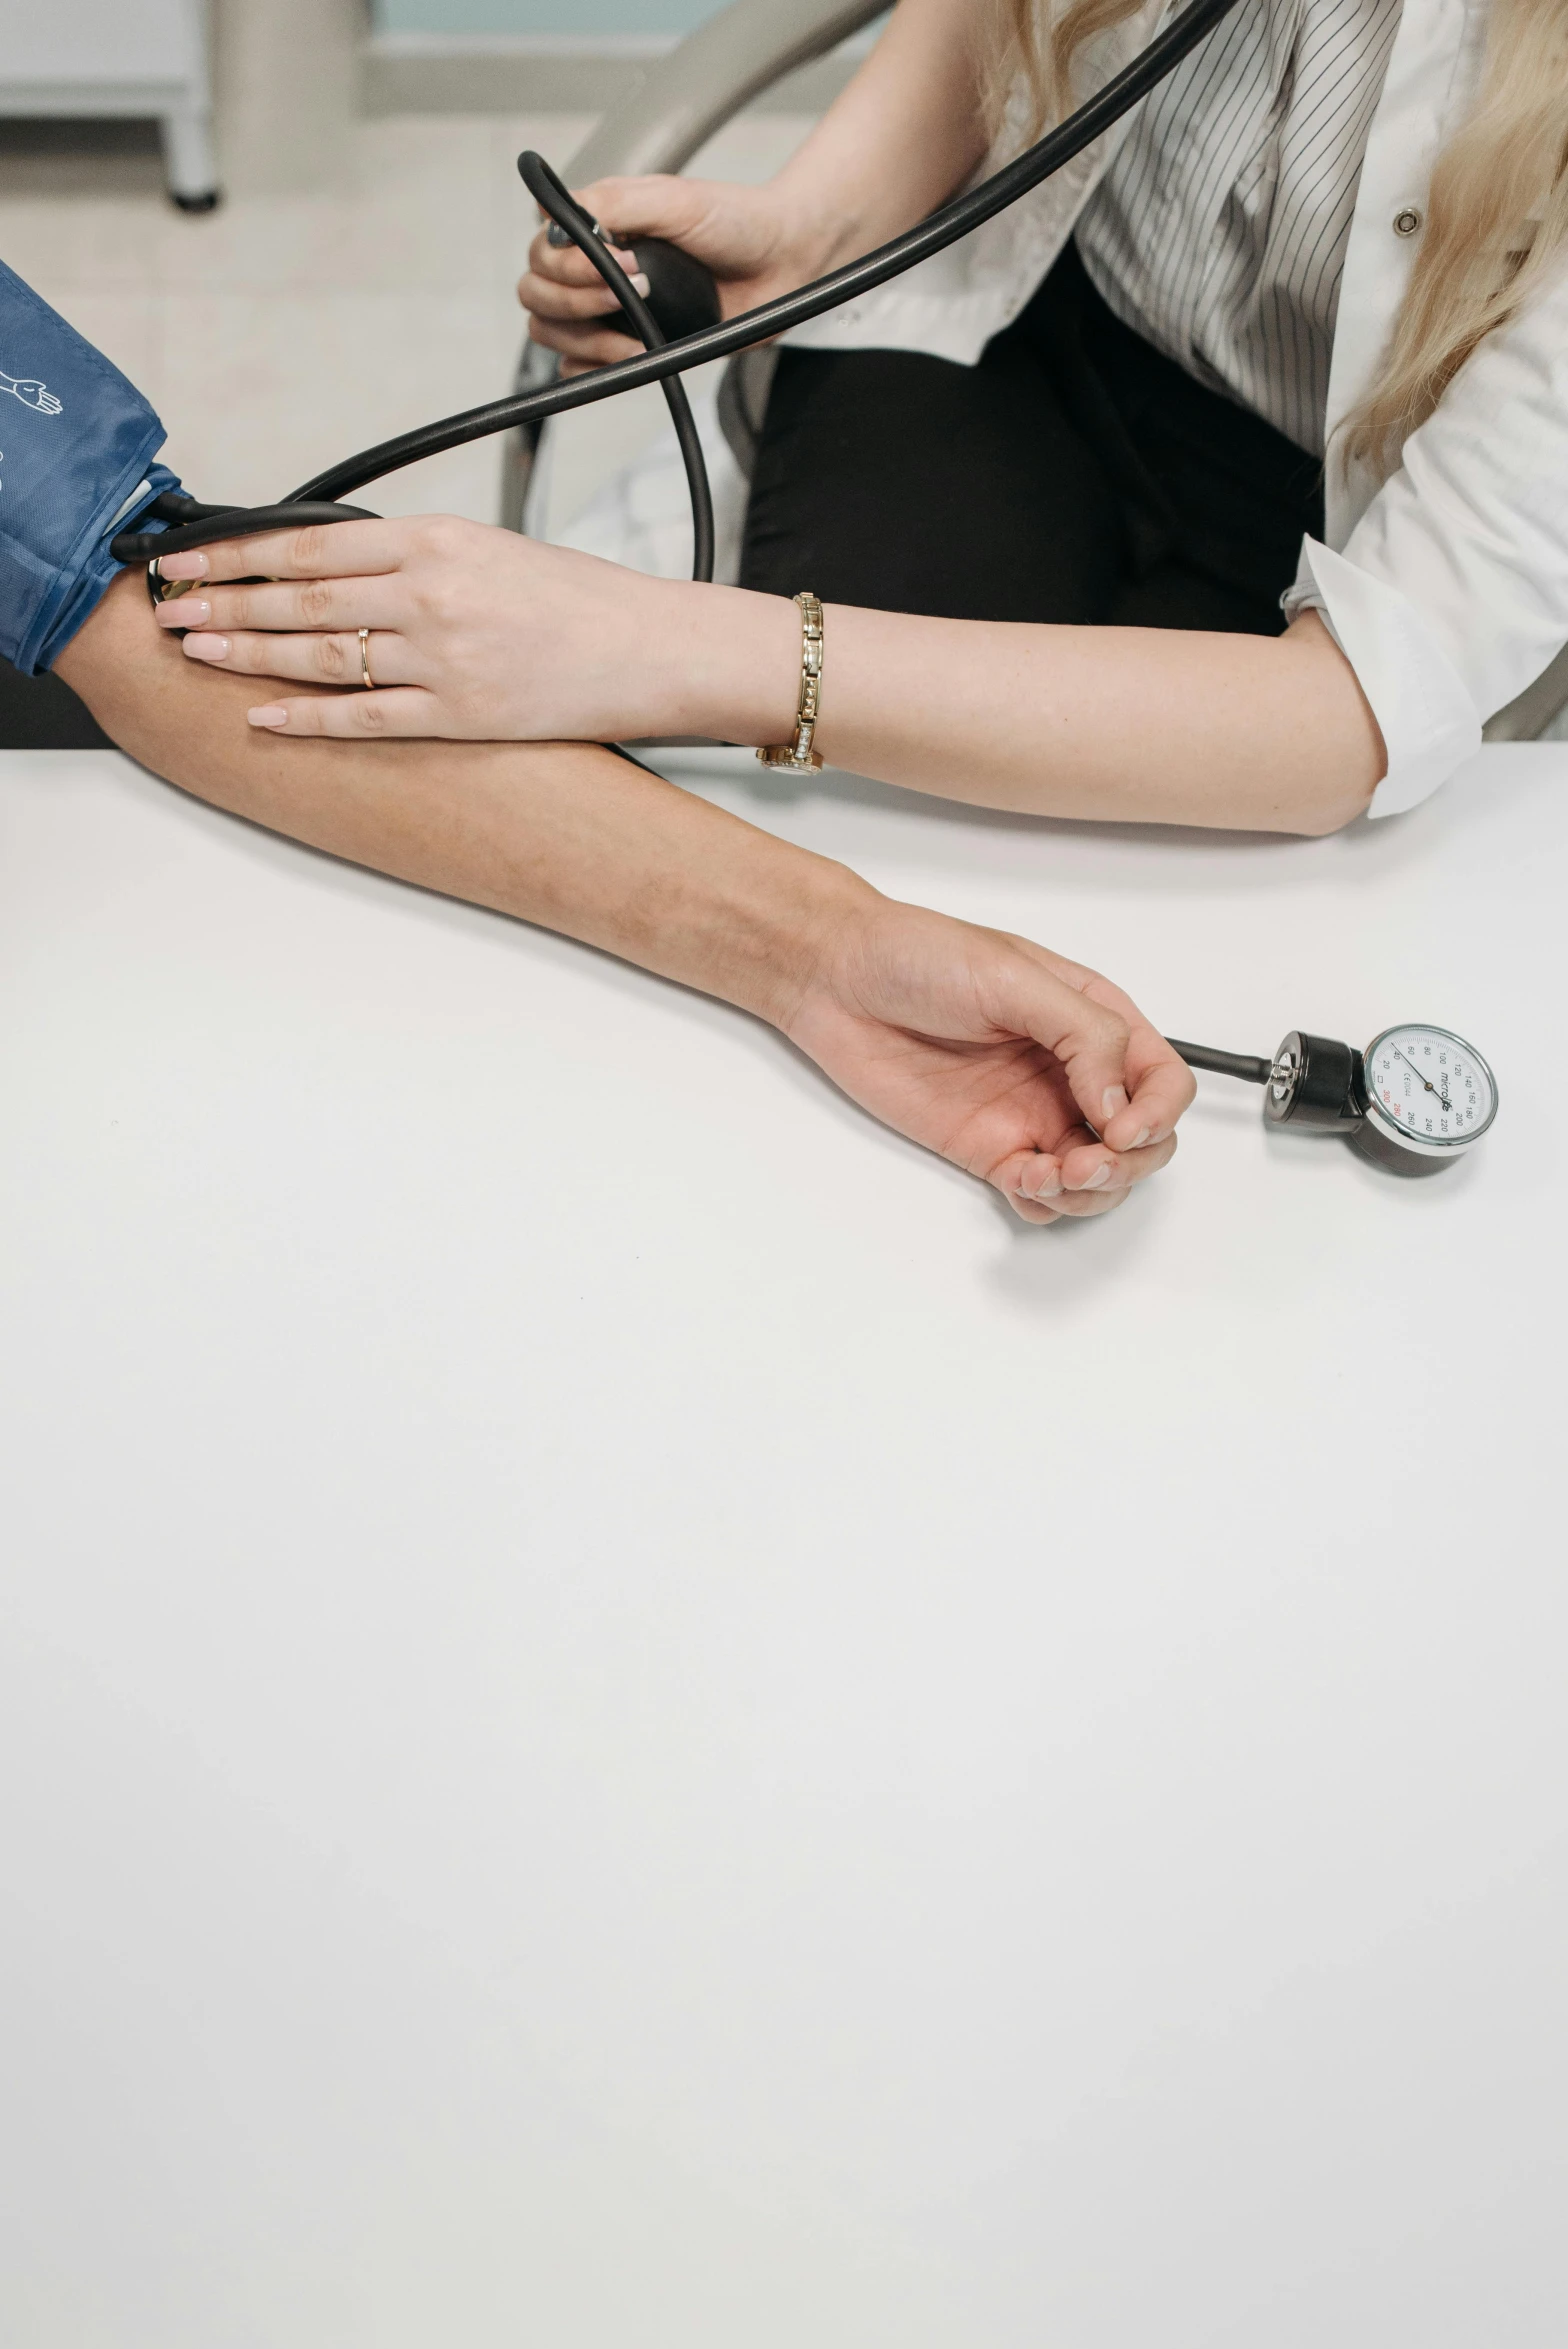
[1363,1025,1497,1152]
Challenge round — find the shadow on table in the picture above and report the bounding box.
[0,657,114,749]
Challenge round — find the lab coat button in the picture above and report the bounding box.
[1393,207,1422,237]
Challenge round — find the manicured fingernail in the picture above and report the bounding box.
[164,597,211,624]
[1029,1171,1063,1200]
[159,551,208,579]
[630,272,652,296]
[1101,1085,1130,1120]
[182,631,228,659]
[1071,1163,1113,1191]
[247,704,289,729]
[1129,1126,1152,1149]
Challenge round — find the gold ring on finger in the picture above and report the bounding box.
[358,627,374,691]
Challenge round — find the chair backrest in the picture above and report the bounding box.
[566,0,887,184]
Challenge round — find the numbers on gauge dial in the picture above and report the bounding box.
[1366,1026,1494,1144]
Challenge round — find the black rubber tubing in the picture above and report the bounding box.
[517,151,716,583]
[113,0,1245,563]
[1166,1041,1273,1083]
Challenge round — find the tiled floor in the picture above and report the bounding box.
[0,8,812,540]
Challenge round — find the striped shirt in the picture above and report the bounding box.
[1075,0,1405,454]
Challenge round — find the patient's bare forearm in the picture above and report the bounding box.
[58,573,864,1028]
[54,573,1199,1227]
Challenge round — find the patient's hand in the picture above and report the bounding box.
[788,896,1189,1223]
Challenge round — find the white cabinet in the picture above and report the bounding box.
[0,0,217,208]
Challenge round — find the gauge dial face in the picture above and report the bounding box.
[1363,1025,1496,1152]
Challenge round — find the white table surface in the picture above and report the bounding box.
[2,743,1563,2348]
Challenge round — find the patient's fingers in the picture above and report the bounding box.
[997,1150,1132,1225]
[1061,1131,1176,1195]
[1092,1005,1196,1153]
[1099,1040,1194,1158]
[156,518,412,585]
[246,689,440,739]
[1000,937,1197,1152]
[1000,1151,1069,1223]
[181,628,418,689]
[1006,1125,1176,1209]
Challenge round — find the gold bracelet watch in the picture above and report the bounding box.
[757,592,824,773]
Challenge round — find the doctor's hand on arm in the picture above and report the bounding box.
[157,515,1384,836]
[64,570,1190,1225]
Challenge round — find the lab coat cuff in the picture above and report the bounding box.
[1283,538,1482,819]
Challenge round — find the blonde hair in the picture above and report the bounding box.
[982,0,1568,478]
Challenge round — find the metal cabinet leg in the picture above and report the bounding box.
[162,105,221,212]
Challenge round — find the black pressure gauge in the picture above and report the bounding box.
[1169,1024,1498,1175]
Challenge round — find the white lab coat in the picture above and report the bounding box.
[785,0,1564,815]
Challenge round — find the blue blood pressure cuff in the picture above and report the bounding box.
[0,255,186,675]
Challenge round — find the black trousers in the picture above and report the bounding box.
[740,241,1323,635]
